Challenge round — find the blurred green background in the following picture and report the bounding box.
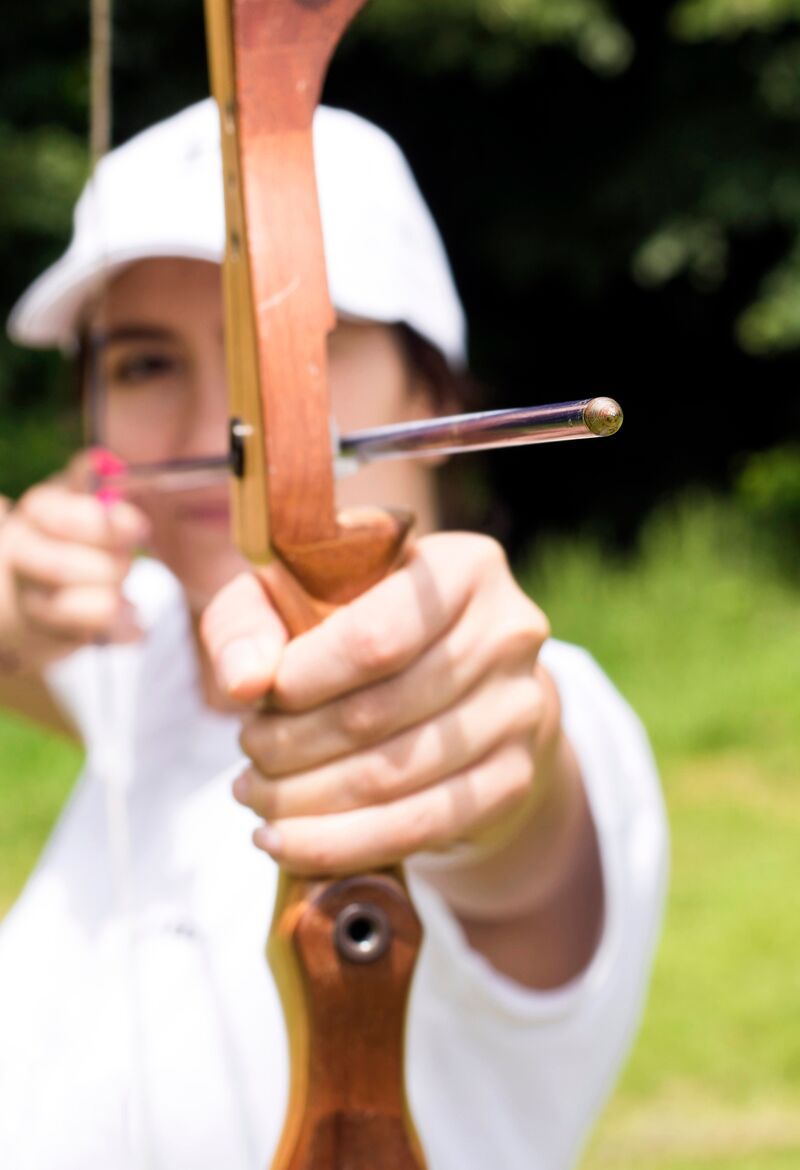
[1,1,799,1167]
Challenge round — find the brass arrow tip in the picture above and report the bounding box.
[583,397,623,437]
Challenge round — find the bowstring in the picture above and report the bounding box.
[87,10,261,1166]
[89,3,161,1165]
[89,0,112,168]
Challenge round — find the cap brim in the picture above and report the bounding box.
[8,241,222,351]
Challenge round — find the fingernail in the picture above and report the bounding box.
[90,447,127,478]
[254,823,282,856]
[89,450,126,507]
[219,638,266,692]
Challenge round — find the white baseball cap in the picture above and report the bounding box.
[8,99,467,367]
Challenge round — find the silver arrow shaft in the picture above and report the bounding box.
[93,397,623,494]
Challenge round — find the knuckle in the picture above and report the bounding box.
[17,485,54,524]
[241,716,295,771]
[238,723,251,756]
[66,597,114,640]
[345,755,393,806]
[500,741,535,801]
[438,531,506,584]
[90,593,119,627]
[271,721,296,759]
[397,802,441,856]
[338,686,393,743]
[18,536,58,583]
[498,600,549,661]
[20,590,78,639]
[526,676,547,723]
[239,719,266,762]
[507,675,546,733]
[296,840,338,873]
[22,485,82,538]
[344,609,405,677]
[253,782,279,819]
[469,750,532,834]
[530,600,551,642]
[471,533,508,574]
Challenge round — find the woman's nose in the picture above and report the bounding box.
[181,368,229,458]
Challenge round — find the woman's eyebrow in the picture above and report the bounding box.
[91,325,178,350]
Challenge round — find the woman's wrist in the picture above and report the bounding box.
[409,725,587,920]
[408,664,587,921]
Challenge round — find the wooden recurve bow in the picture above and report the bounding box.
[203,2,429,1166]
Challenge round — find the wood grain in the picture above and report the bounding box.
[268,871,428,1170]
[204,0,431,1163]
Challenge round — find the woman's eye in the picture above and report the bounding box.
[111,352,181,384]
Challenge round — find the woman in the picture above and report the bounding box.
[0,101,667,1169]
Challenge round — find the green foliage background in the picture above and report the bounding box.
[1,4,799,1166]
[1,0,799,547]
[524,495,800,1169]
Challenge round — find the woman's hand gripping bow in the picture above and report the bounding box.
[201,531,604,990]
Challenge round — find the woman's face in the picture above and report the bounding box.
[89,257,438,609]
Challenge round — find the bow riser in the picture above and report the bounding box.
[204,2,429,1166]
[207,0,373,564]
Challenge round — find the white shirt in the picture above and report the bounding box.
[0,559,668,1170]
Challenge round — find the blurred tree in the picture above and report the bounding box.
[0,6,90,494]
[0,1,797,550]
[737,442,800,572]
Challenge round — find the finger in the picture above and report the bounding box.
[235,667,543,820]
[18,483,150,552]
[239,585,543,776]
[269,533,501,712]
[18,583,142,643]
[58,448,144,511]
[252,737,534,875]
[201,571,288,701]
[9,527,132,590]
[62,448,107,494]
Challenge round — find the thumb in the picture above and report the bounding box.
[201,571,288,702]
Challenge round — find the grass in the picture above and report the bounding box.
[524,494,800,773]
[1,491,798,1167]
[581,755,800,1170]
[0,710,81,916]
[520,494,800,1169]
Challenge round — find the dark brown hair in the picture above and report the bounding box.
[393,323,480,416]
[393,324,495,534]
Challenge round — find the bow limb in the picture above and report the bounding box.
[204,2,429,1166]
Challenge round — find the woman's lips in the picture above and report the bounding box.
[175,499,231,526]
